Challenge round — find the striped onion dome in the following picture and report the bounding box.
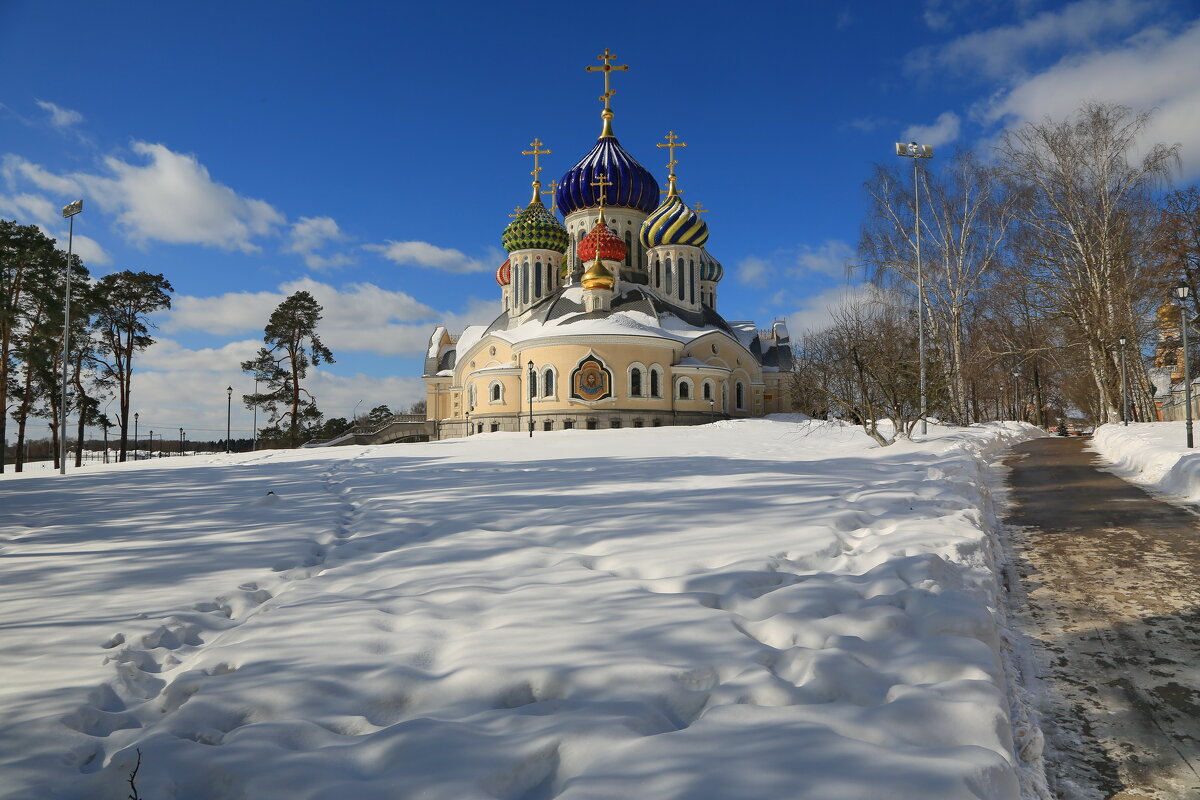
[556,136,660,215]
[577,216,627,264]
[501,196,569,254]
[639,193,709,248]
[495,257,511,286]
[698,249,724,282]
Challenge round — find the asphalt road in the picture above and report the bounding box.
[1004,437,1200,800]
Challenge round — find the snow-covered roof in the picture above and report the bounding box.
[427,326,447,358]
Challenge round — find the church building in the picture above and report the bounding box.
[423,50,793,438]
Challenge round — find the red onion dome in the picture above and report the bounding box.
[495,258,511,287]
[577,216,627,264]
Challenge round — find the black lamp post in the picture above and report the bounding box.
[179,427,184,456]
[134,412,139,461]
[226,386,233,452]
[1011,371,1020,422]
[1118,337,1128,426]
[1176,283,1193,447]
[527,360,535,438]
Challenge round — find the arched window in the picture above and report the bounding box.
[630,367,643,397]
[468,384,477,409]
[654,258,661,288]
[522,262,530,305]
[490,381,503,403]
[689,260,695,305]
[624,231,632,267]
[542,367,555,398]
[535,259,543,298]
[736,381,745,410]
[665,258,673,295]
[678,258,685,301]
[650,367,662,398]
[677,378,692,400]
[702,380,714,401]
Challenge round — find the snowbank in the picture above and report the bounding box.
[1091,421,1200,501]
[0,419,1044,799]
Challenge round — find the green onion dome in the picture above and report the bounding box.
[501,195,570,254]
[698,249,723,282]
[639,192,709,249]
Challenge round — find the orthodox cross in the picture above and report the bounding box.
[508,206,524,218]
[542,179,559,213]
[657,131,687,197]
[590,172,613,218]
[521,138,551,184]
[586,48,628,112]
[693,202,709,214]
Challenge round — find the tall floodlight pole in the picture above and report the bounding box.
[1176,283,1193,447]
[1118,337,1128,426]
[527,360,535,438]
[58,199,83,474]
[896,142,933,435]
[226,386,233,452]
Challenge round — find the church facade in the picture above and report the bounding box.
[423,50,793,439]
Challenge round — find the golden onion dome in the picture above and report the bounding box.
[581,260,615,291]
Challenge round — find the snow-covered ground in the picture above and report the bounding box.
[1091,422,1200,501]
[1,418,1044,799]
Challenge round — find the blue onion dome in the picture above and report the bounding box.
[640,192,709,249]
[698,249,724,282]
[501,194,569,254]
[556,136,661,216]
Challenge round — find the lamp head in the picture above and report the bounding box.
[1175,282,1191,300]
[227,386,233,396]
[1119,337,1127,345]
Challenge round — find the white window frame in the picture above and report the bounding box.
[489,380,504,405]
[676,376,694,401]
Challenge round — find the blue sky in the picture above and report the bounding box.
[2,0,1198,438]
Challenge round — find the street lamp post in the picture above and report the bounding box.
[134,412,139,461]
[527,360,535,438]
[226,386,233,452]
[252,379,259,450]
[896,142,933,435]
[1176,283,1193,448]
[1012,371,1021,422]
[58,199,83,474]
[1118,337,1128,426]
[179,427,184,456]
[353,398,363,427]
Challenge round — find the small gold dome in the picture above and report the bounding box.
[582,260,614,291]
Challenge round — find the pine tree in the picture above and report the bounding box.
[241,290,334,448]
[93,271,174,462]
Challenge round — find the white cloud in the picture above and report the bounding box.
[736,256,770,287]
[35,99,84,128]
[365,239,493,273]
[910,0,1158,78]
[981,19,1200,176]
[785,284,876,337]
[2,154,82,196]
[738,239,855,287]
[158,278,497,358]
[80,142,285,251]
[795,239,856,278]
[902,111,962,148]
[127,362,427,438]
[139,338,261,373]
[60,232,110,266]
[285,216,354,270]
[0,192,59,226]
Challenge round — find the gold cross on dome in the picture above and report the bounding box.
[590,172,612,216]
[585,48,628,112]
[521,138,551,183]
[657,130,688,197]
[542,179,559,213]
[693,202,709,214]
[508,206,524,218]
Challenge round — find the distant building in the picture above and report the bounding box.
[423,50,794,439]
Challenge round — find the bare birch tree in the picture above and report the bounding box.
[997,102,1178,423]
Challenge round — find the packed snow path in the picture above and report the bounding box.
[0,419,1044,799]
[1004,437,1200,799]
